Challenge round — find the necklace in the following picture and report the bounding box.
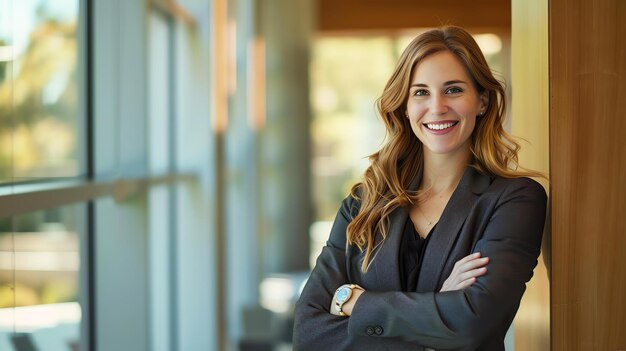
[416,181,456,230]
[417,205,435,227]
[417,188,441,228]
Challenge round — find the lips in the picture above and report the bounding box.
[423,121,459,131]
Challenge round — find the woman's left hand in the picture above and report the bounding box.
[440,252,489,292]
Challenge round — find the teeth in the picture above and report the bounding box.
[426,122,456,130]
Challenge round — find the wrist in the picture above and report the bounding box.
[342,288,364,316]
[333,284,364,316]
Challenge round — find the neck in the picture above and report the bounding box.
[420,147,471,193]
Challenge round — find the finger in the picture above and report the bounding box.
[457,257,490,272]
[453,253,480,271]
[454,277,477,290]
[456,252,481,266]
[457,267,488,282]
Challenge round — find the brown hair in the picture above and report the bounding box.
[347,26,542,271]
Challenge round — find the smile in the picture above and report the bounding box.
[424,121,459,131]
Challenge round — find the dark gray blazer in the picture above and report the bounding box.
[293,167,547,350]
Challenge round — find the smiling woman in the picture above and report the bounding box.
[294,26,547,351]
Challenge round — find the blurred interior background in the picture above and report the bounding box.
[1,0,625,350]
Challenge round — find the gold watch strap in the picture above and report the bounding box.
[334,284,363,316]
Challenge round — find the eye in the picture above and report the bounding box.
[412,89,429,96]
[445,86,463,94]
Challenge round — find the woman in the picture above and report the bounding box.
[293,26,547,351]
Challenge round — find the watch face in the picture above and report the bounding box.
[336,286,352,304]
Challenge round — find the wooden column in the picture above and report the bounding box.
[550,0,626,349]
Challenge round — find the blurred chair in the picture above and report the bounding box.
[239,305,276,351]
[11,333,37,351]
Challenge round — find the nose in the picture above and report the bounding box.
[430,93,448,115]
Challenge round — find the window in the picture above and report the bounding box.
[0,0,88,350]
[0,204,86,350]
[0,0,84,183]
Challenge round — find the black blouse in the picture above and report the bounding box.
[399,217,435,292]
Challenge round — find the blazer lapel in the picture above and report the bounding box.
[416,167,492,292]
[368,206,408,291]
[361,169,423,291]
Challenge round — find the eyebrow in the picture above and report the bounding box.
[410,80,469,88]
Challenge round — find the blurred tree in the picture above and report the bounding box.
[0,10,78,181]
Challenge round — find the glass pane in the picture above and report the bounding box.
[309,37,392,265]
[0,0,83,183]
[0,204,87,351]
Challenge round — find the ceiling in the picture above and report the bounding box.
[316,0,511,33]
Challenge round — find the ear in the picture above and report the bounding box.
[479,91,489,114]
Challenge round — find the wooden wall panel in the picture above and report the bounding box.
[317,0,510,32]
[511,0,550,350]
[550,0,626,349]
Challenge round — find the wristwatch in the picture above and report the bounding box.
[333,284,362,316]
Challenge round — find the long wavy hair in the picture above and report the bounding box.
[347,26,542,272]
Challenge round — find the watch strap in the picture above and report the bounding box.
[333,284,362,316]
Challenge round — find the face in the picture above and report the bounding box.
[406,50,487,157]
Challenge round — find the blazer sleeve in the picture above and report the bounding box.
[347,178,547,350]
[293,194,428,350]
[292,193,354,350]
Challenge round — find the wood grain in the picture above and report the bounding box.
[317,0,510,32]
[550,0,626,349]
